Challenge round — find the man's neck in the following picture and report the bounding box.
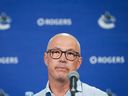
[49,78,70,96]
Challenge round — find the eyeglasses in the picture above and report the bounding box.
[46,48,80,61]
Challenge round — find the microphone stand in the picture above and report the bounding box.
[71,92,76,96]
[70,76,77,96]
[68,71,79,96]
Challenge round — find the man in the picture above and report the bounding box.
[34,33,108,96]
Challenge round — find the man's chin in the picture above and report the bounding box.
[56,76,68,83]
[55,73,68,82]
[55,68,68,76]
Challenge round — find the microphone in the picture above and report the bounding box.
[68,71,79,96]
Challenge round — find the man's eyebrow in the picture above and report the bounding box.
[47,47,61,51]
[47,48,79,52]
[66,49,78,52]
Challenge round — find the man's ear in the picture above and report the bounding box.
[44,52,48,66]
[76,57,82,70]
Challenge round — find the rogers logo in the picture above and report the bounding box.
[0,57,19,64]
[37,18,72,26]
[89,56,125,64]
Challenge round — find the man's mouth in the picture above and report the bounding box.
[55,67,68,72]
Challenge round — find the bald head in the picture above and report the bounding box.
[47,33,81,54]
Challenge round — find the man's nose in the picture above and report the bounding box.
[59,52,67,63]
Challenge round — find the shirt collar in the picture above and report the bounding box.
[45,80,83,95]
[45,81,53,94]
[76,80,83,92]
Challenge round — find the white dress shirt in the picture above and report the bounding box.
[34,80,108,96]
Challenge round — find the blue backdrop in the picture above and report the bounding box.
[0,0,128,96]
